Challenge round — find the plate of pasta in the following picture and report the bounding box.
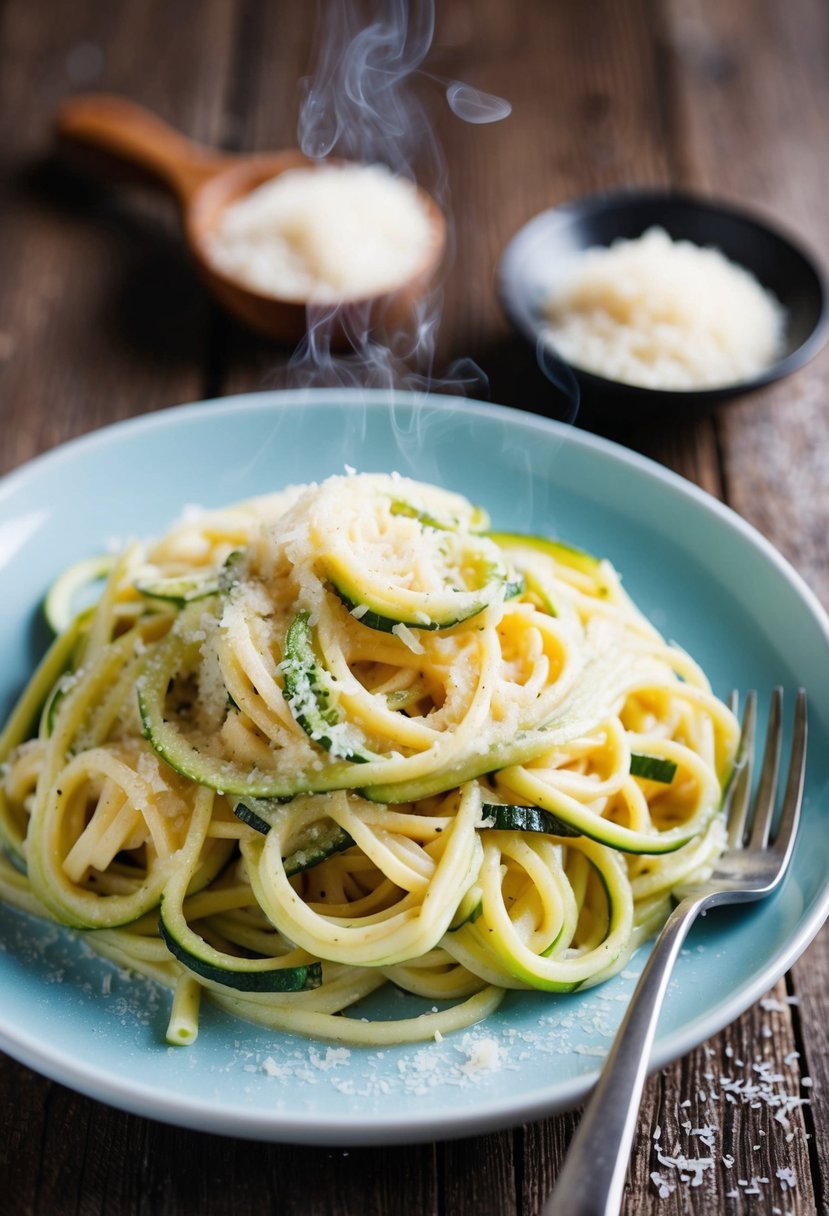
[0,389,827,1144]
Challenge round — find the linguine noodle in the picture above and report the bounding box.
[0,473,738,1046]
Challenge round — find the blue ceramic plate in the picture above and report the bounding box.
[1,390,827,1145]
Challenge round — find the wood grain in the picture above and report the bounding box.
[0,1,827,1214]
[625,979,815,1215]
[0,0,236,477]
[791,946,829,1215]
[660,0,829,604]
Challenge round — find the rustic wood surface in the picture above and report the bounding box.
[1,1,827,1212]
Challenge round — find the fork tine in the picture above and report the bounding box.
[748,688,783,850]
[772,688,807,864]
[726,690,756,849]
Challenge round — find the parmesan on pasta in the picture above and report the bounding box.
[0,474,738,1047]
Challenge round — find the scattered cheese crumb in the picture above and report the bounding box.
[776,1166,797,1191]
[391,622,426,654]
[458,1036,502,1075]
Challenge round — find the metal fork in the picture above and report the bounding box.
[543,688,808,1216]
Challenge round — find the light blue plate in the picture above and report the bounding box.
[1,390,827,1145]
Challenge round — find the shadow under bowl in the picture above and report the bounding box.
[498,189,829,416]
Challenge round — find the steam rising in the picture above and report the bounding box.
[298,0,440,180]
[274,0,509,398]
[445,82,512,125]
[231,5,567,553]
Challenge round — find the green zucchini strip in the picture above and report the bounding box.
[158,902,323,994]
[282,611,373,761]
[487,531,602,576]
[137,607,362,798]
[44,555,115,635]
[135,571,221,605]
[445,837,632,992]
[324,510,511,633]
[0,616,87,763]
[158,789,322,994]
[629,753,678,783]
[480,802,582,838]
[232,799,356,876]
[136,550,245,607]
[495,765,703,856]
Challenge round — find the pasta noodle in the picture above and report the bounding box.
[0,473,739,1046]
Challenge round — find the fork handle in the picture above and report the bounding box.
[543,895,703,1216]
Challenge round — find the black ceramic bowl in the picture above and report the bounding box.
[498,189,828,414]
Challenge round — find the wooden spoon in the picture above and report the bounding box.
[56,94,446,344]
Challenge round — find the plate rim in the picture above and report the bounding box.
[1,387,828,1144]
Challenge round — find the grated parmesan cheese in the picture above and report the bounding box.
[391,621,426,655]
[204,163,437,303]
[544,226,786,391]
[457,1034,502,1074]
[649,1035,812,1208]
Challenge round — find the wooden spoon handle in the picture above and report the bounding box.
[56,94,231,206]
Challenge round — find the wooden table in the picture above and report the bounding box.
[1,1,827,1212]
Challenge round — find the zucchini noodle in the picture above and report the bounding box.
[0,473,739,1047]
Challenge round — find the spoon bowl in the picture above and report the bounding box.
[57,94,446,344]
